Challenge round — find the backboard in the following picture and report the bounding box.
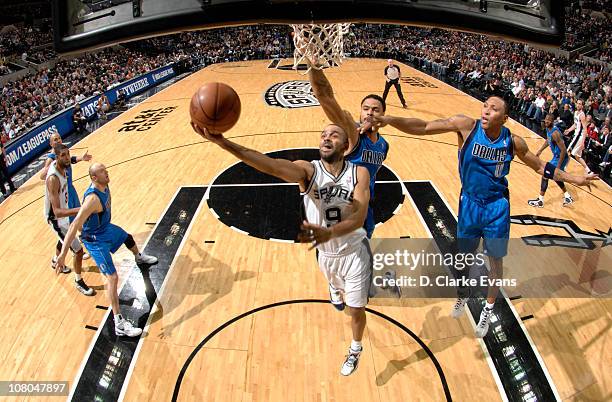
[53,0,564,53]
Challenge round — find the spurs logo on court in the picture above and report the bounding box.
[511,215,612,249]
[264,81,319,108]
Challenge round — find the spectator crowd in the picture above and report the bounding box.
[1,23,54,72]
[1,1,611,178]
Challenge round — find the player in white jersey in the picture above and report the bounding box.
[44,144,93,295]
[40,133,92,266]
[564,99,592,174]
[191,122,371,376]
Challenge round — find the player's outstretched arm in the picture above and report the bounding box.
[192,124,313,185]
[300,167,370,248]
[55,194,100,274]
[369,114,475,138]
[513,135,598,186]
[47,175,80,218]
[73,149,92,164]
[308,68,358,148]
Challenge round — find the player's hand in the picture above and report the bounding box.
[82,149,92,162]
[299,221,332,250]
[55,255,66,275]
[362,115,390,133]
[576,173,599,190]
[191,122,224,144]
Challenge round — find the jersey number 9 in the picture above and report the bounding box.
[325,207,342,227]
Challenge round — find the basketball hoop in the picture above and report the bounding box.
[290,23,351,74]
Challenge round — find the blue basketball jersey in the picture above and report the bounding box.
[458,120,514,200]
[345,133,389,196]
[82,185,112,236]
[546,126,563,161]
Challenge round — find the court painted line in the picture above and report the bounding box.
[118,187,208,402]
[66,185,185,401]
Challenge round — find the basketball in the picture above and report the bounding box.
[190,82,241,133]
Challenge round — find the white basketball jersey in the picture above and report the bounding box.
[44,161,69,223]
[302,160,366,255]
[574,110,585,136]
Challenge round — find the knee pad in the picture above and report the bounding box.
[124,234,136,249]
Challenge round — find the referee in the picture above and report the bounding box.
[382,59,407,109]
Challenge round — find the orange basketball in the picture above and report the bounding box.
[190,82,241,133]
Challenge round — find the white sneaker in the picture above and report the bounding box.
[329,284,345,311]
[340,347,362,376]
[83,253,91,260]
[475,306,494,338]
[115,319,142,337]
[562,195,574,207]
[451,297,469,318]
[51,256,71,274]
[527,198,543,208]
[135,253,158,265]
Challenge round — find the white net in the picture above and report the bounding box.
[291,23,351,73]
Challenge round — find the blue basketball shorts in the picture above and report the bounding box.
[457,193,510,258]
[81,224,129,275]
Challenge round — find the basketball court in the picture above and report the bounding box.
[0,56,610,401]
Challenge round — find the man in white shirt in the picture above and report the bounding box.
[533,93,547,122]
[467,69,482,80]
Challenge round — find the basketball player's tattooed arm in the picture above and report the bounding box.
[47,175,79,218]
[513,135,598,186]
[370,114,475,140]
[192,124,314,186]
[55,194,102,273]
[300,167,370,248]
[308,68,358,148]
